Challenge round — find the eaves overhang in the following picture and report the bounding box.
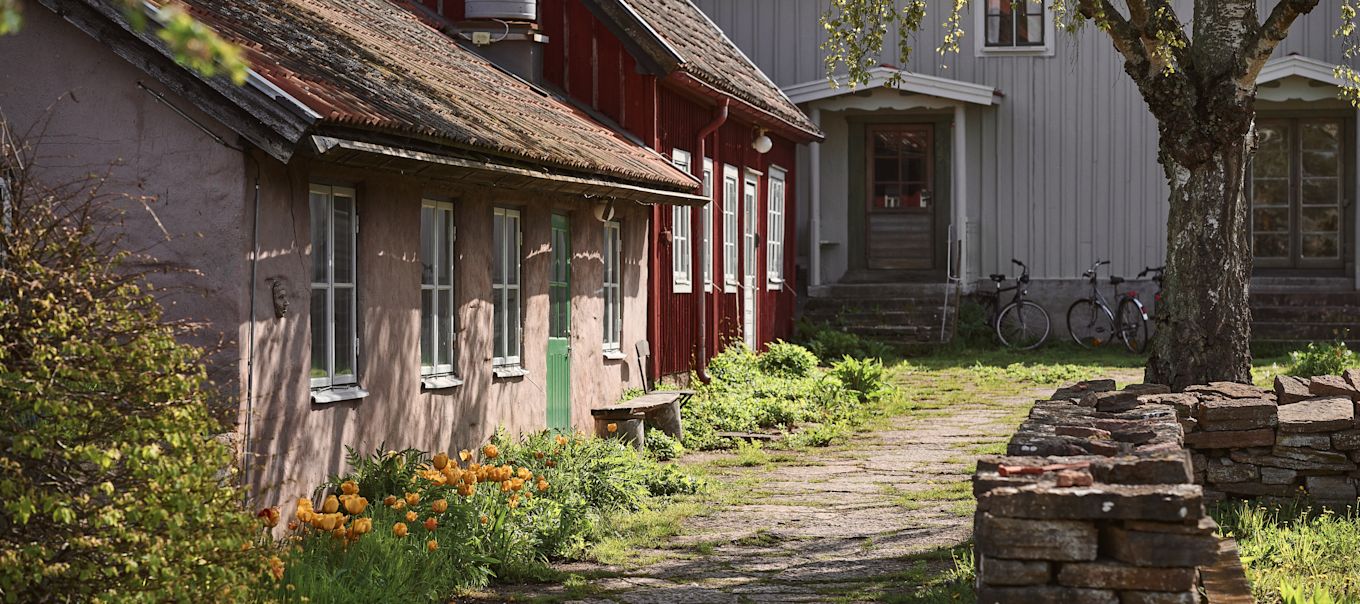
[785,67,1000,107]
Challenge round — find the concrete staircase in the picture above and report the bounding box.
[802,282,958,343]
[1250,277,1359,343]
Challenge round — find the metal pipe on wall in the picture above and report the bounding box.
[693,98,729,382]
[809,106,822,288]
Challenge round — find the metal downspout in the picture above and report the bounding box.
[244,157,260,500]
[809,107,822,289]
[694,99,729,382]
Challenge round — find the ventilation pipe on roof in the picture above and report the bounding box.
[459,1,548,84]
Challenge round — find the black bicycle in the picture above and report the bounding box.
[1068,260,1146,352]
[978,259,1050,350]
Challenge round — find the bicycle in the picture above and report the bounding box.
[1119,266,1164,353]
[977,259,1050,350]
[1068,259,1146,352]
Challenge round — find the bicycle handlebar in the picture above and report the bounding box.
[1137,266,1165,279]
[1083,259,1110,280]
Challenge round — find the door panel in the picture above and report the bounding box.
[1252,119,1347,270]
[866,125,935,270]
[742,173,759,350]
[547,213,571,431]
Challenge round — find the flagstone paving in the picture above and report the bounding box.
[463,368,1144,603]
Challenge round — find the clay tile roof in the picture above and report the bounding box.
[174,0,696,191]
[618,0,819,137]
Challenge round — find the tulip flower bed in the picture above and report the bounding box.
[264,431,699,602]
[681,343,895,450]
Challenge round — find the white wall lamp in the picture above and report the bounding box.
[751,128,773,154]
[593,198,616,222]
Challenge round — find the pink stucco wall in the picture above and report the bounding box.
[2,6,651,508]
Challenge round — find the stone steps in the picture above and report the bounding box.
[1249,288,1360,343]
[801,283,959,344]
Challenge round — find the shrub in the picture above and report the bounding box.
[1287,341,1359,378]
[0,130,266,601]
[830,356,890,401]
[757,341,819,377]
[644,428,685,461]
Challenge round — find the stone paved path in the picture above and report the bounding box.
[465,371,1140,603]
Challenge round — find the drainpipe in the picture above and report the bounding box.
[243,155,261,501]
[809,107,822,289]
[693,99,729,382]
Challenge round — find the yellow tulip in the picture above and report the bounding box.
[482,444,499,459]
[392,500,405,511]
[555,435,568,446]
[517,467,532,480]
[352,517,373,535]
[268,556,285,581]
[459,449,472,462]
[393,522,409,537]
[340,480,359,496]
[433,452,449,470]
[343,496,368,515]
[331,526,347,541]
[431,499,448,514]
[508,495,520,509]
[321,495,339,514]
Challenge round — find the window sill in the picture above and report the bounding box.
[767,277,784,290]
[603,350,627,361]
[673,281,693,294]
[311,386,370,404]
[977,45,1053,57]
[421,375,464,391]
[492,366,529,379]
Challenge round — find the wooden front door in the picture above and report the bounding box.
[866,124,936,270]
[547,213,571,431]
[1252,119,1347,271]
[742,171,759,349]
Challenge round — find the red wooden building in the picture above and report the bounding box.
[415,0,821,380]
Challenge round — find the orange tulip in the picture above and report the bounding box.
[331,526,347,541]
[404,492,420,506]
[427,539,438,552]
[534,451,545,460]
[352,517,373,535]
[406,510,418,522]
[343,496,368,515]
[321,495,339,514]
[431,499,448,514]
[537,480,549,492]
[555,435,568,446]
[424,517,438,531]
[508,495,520,509]
[287,520,299,531]
[459,449,472,461]
[393,522,409,537]
[606,423,618,433]
[257,507,280,528]
[546,460,556,468]
[510,478,524,491]
[517,467,532,480]
[482,444,499,459]
[479,514,489,525]
[433,452,449,470]
[340,480,359,496]
[383,495,398,507]
[268,556,285,581]
[392,500,406,511]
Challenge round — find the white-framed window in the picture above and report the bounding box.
[420,200,458,384]
[310,184,358,390]
[492,207,522,368]
[602,220,623,355]
[722,164,739,293]
[701,158,714,289]
[766,166,786,288]
[670,149,693,293]
[975,0,1054,57]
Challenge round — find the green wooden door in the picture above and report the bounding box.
[547,213,572,431]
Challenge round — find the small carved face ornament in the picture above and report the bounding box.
[270,279,290,318]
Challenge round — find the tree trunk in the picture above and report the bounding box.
[1145,128,1255,389]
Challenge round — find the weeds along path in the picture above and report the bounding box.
[467,361,1145,603]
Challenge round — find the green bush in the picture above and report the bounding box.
[830,356,889,401]
[644,428,685,461]
[1287,341,1359,378]
[757,341,819,377]
[794,321,893,361]
[0,140,267,601]
[952,298,995,348]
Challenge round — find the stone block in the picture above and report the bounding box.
[1057,562,1197,591]
[1084,390,1144,413]
[979,557,1051,586]
[1123,516,1218,535]
[1119,591,1199,604]
[1275,445,1355,466]
[1277,432,1333,450]
[1103,525,1220,567]
[1309,375,1360,401]
[1305,475,1357,500]
[1183,428,1275,450]
[1125,383,1173,396]
[1201,539,1255,604]
[1057,426,1114,440]
[1204,459,1259,484]
[1214,481,1295,497]
[1275,375,1313,405]
[977,585,1118,604]
[1229,448,1356,472]
[1178,417,1198,434]
[976,514,1099,561]
[1140,393,1198,418]
[1054,379,1117,401]
[1278,396,1355,433]
[1092,453,1194,485]
[1332,429,1360,451]
[977,484,1203,522]
[1187,381,1269,400]
[1197,398,1277,431]
[1260,466,1299,485]
[1346,368,1360,391]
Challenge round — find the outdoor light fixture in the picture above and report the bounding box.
[751,128,772,154]
[593,198,616,222]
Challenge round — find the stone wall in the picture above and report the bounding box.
[1180,371,1360,507]
[972,380,1250,604]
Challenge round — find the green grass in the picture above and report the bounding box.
[1214,501,1360,603]
[586,500,710,566]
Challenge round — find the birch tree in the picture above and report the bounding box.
[825,0,1347,389]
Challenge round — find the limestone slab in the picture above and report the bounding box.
[1278,396,1355,433]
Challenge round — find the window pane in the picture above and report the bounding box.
[421,206,435,286]
[1254,234,1289,258]
[1252,179,1288,206]
[1302,150,1338,178]
[1302,178,1340,206]
[1253,208,1289,233]
[420,289,434,369]
[493,212,504,285]
[1021,15,1043,44]
[437,289,452,366]
[1302,207,1340,233]
[997,13,1013,45]
[439,209,451,287]
[333,198,353,285]
[494,288,506,360]
[507,287,521,359]
[334,287,354,379]
[310,191,328,283]
[310,289,328,379]
[507,215,519,286]
[986,15,1001,45]
[1302,234,1339,258]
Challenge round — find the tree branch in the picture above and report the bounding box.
[1075,0,1148,69]
[1243,0,1321,81]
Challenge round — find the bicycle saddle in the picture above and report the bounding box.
[1110,276,1125,285]
[990,273,1007,282]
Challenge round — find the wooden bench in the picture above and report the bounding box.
[591,341,693,447]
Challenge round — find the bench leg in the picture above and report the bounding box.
[595,417,645,450]
[645,401,683,440]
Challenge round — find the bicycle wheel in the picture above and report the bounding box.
[996,301,1051,350]
[1116,298,1149,354]
[1067,299,1115,349]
